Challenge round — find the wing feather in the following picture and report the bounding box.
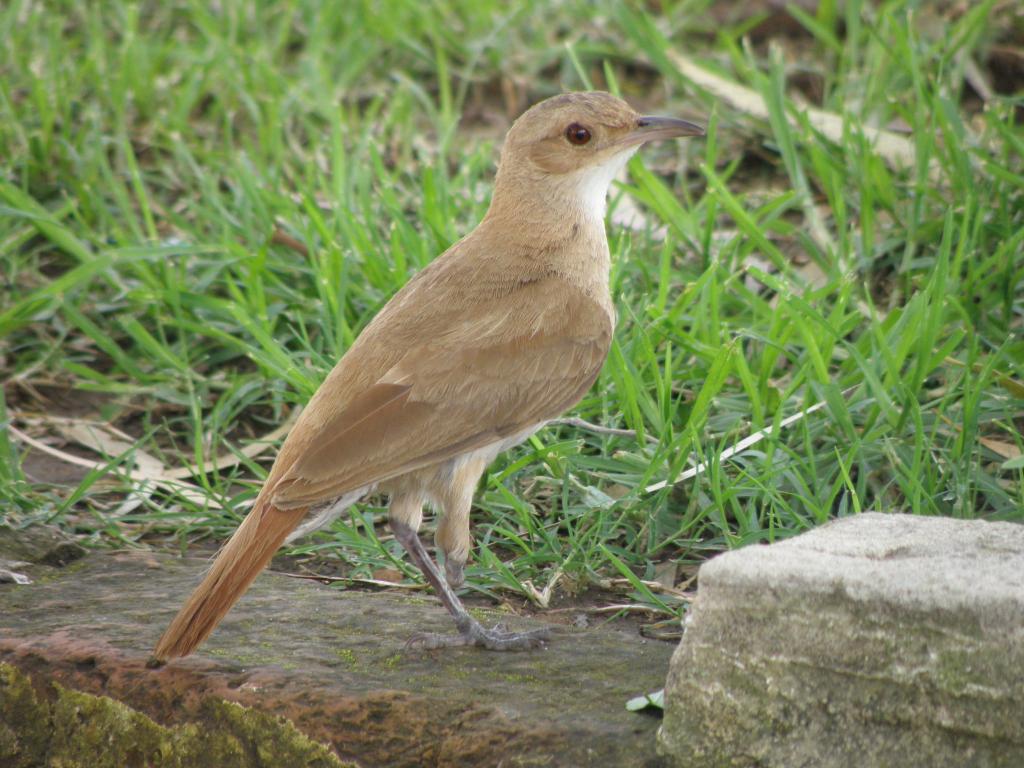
[271,289,611,508]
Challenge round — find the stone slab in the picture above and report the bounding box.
[0,547,673,767]
[659,512,1024,768]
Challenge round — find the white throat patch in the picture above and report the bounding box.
[575,146,640,222]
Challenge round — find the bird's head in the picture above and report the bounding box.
[491,91,703,222]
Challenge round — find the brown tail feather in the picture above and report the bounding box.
[151,499,309,662]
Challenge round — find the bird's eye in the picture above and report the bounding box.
[565,123,592,146]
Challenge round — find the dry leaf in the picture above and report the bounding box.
[667,50,939,178]
[980,437,1022,461]
[652,560,679,591]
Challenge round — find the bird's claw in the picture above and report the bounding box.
[405,621,550,651]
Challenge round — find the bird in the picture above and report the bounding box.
[151,91,702,663]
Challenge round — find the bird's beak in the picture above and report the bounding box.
[620,116,705,148]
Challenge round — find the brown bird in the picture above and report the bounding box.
[152,91,702,663]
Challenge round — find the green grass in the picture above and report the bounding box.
[2,0,1022,617]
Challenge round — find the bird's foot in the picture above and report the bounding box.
[406,619,550,651]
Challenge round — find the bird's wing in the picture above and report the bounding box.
[269,286,611,509]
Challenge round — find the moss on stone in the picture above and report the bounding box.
[0,663,353,768]
[380,653,402,669]
[933,648,974,695]
[0,663,51,768]
[494,672,542,685]
[333,648,358,667]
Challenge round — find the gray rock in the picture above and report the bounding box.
[659,512,1024,768]
[0,523,86,568]
[0,546,674,767]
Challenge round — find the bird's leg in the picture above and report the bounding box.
[389,496,548,651]
[391,520,550,650]
[434,460,483,589]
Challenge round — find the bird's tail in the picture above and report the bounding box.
[151,499,309,664]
